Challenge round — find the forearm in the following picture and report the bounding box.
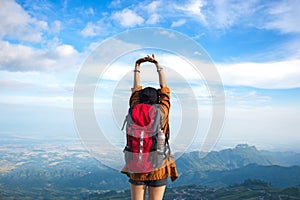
[156,63,167,88]
[133,63,141,89]
[132,54,167,88]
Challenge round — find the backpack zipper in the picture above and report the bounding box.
[138,130,144,163]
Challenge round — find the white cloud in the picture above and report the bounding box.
[109,0,162,27]
[146,13,160,25]
[206,0,300,34]
[171,19,186,28]
[80,17,113,38]
[0,68,74,107]
[144,0,161,24]
[0,41,79,71]
[0,94,72,107]
[218,60,300,89]
[73,38,141,80]
[146,0,161,13]
[222,106,300,150]
[51,20,62,34]
[86,7,95,15]
[264,0,300,34]
[0,79,34,91]
[212,0,258,29]
[99,52,204,84]
[111,8,144,27]
[52,45,78,58]
[0,0,47,42]
[109,0,122,8]
[101,62,131,81]
[174,0,207,25]
[80,22,98,37]
[157,30,176,38]
[225,90,272,108]
[155,0,299,35]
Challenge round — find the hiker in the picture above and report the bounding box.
[121,54,178,200]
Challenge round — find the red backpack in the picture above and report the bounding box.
[122,103,168,174]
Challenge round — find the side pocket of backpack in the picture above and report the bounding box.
[124,146,133,165]
[151,136,165,169]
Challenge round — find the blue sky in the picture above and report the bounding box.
[1,0,300,152]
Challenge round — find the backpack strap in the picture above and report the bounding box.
[165,124,170,143]
[164,123,171,158]
[121,116,127,131]
[121,107,134,131]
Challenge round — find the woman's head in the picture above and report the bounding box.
[139,87,159,105]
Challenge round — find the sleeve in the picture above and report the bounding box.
[129,86,142,107]
[158,87,170,129]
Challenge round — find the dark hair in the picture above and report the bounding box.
[139,87,159,105]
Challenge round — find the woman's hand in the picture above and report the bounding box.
[135,54,160,69]
[135,57,148,69]
[145,54,159,65]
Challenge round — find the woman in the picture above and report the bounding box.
[121,54,178,200]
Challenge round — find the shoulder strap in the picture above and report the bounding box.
[165,124,170,143]
[121,116,127,130]
[121,107,133,131]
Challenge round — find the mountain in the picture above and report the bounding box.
[87,179,300,200]
[172,144,300,187]
[173,164,300,188]
[175,144,275,172]
[1,140,300,199]
[261,150,300,166]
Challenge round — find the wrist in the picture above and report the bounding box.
[156,63,162,69]
[157,67,163,72]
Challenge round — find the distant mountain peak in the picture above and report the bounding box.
[235,144,257,150]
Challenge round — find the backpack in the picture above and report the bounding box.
[122,103,170,174]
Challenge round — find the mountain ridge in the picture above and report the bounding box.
[174,144,287,172]
[1,141,300,198]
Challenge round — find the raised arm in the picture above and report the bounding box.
[130,57,146,106]
[156,60,167,88]
[133,59,141,89]
[146,54,167,88]
[133,54,167,89]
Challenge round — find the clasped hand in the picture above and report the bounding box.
[135,54,159,67]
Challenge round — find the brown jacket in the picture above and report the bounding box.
[121,86,179,182]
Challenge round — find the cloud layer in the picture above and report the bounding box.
[0,0,47,42]
[218,60,300,89]
[0,0,299,149]
[0,41,79,71]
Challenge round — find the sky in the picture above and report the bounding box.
[0,0,300,152]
